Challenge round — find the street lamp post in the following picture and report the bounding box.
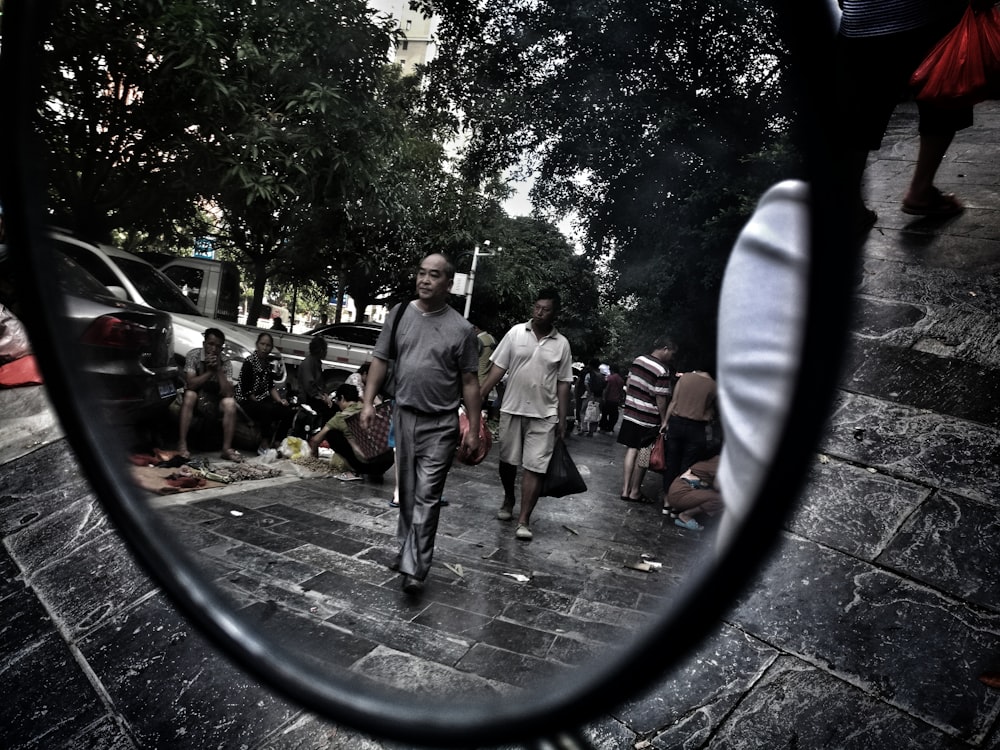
[463,240,496,319]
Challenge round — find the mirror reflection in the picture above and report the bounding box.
[23,0,805,701]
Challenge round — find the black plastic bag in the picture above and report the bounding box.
[540,438,587,498]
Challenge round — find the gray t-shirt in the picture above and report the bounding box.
[374,301,478,413]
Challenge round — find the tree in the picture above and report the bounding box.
[37,0,217,242]
[178,0,400,324]
[464,215,604,359]
[36,0,422,323]
[420,0,803,368]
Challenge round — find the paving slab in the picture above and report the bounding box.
[728,533,1000,743]
[77,593,300,748]
[784,456,929,562]
[704,656,971,750]
[823,391,1000,505]
[877,490,1000,614]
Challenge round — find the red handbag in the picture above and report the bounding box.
[910,4,1000,107]
[648,433,666,472]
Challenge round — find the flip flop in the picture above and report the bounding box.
[675,517,703,531]
[901,190,964,218]
[335,472,361,481]
[622,494,655,504]
[220,449,243,462]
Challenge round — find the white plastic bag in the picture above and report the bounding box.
[278,436,309,460]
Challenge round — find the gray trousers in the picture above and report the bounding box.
[393,407,459,581]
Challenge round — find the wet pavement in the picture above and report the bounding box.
[3,100,1000,749]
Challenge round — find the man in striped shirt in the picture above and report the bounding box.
[618,338,676,503]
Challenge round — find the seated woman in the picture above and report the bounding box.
[235,332,293,453]
[308,383,394,480]
[664,453,723,531]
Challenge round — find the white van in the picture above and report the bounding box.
[49,231,287,387]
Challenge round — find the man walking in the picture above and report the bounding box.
[479,289,574,540]
[618,338,676,503]
[360,253,481,595]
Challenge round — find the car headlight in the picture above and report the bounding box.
[222,342,252,379]
[223,341,252,362]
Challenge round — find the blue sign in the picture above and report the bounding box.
[194,236,215,259]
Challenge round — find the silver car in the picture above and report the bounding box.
[55,251,179,424]
[49,231,286,387]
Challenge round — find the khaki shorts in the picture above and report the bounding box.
[499,413,558,474]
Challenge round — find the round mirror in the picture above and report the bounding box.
[0,0,856,745]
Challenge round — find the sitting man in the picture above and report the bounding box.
[308,383,394,480]
[297,335,333,426]
[177,327,240,461]
[664,453,723,531]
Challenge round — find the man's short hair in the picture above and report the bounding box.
[536,287,561,310]
[652,336,677,353]
[204,327,226,343]
[424,252,456,279]
[335,383,359,402]
[308,335,327,356]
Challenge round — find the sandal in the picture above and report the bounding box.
[220,449,243,462]
[335,471,361,482]
[622,493,655,504]
[901,189,964,218]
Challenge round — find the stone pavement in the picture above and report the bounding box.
[2,100,1000,748]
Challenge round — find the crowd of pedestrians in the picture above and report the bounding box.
[175,253,725,597]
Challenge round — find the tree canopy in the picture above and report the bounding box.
[421,0,803,367]
[32,0,802,364]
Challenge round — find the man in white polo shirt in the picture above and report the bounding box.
[479,289,574,541]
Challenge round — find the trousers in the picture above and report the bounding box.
[393,407,459,580]
[662,415,711,489]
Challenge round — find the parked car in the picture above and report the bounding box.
[49,231,287,388]
[54,251,179,423]
[301,322,383,347]
[155,255,375,374]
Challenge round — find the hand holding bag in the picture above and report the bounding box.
[540,438,587,498]
[456,407,492,465]
[648,432,667,472]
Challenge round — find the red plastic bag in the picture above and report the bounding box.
[456,407,492,465]
[910,4,1000,107]
[648,433,666,472]
[0,355,43,387]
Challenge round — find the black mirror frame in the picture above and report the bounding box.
[0,1,859,746]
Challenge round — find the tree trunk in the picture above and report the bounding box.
[247,261,270,327]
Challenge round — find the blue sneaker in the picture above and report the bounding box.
[674,517,703,531]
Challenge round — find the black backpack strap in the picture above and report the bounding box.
[388,301,409,360]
